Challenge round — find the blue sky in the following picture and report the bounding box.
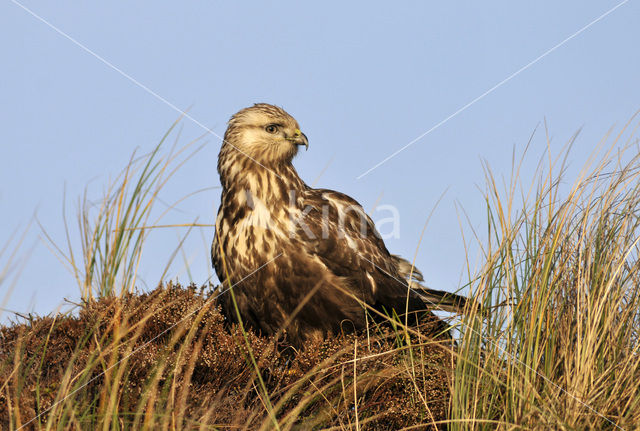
[1,1,639,319]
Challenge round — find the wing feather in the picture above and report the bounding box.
[297,189,414,307]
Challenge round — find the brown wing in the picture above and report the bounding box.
[297,188,426,314]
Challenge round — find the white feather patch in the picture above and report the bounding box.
[366,271,377,294]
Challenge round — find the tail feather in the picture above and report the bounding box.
[392,254,424,283]
[412,284,469,313]
[392,255,476,314]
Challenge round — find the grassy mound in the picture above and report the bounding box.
[0,284,453,430]
[5,118,640,429]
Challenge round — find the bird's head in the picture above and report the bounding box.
[222,103,308,166]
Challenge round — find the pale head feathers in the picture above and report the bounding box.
[219,103,308,175]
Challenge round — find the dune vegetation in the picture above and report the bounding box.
[2,117,640,429]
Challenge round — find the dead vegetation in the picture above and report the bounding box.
[0,283,453,430]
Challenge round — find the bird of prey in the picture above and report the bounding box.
[212,103,467,346]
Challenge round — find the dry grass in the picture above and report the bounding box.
[452,120,640,429]
[0,284,452,430]
[39,116,207,300]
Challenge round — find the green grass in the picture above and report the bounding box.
[452,119,640,429]
[39,116,206,300]
[2,116,640,429]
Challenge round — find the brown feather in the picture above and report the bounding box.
[212,103,468,347]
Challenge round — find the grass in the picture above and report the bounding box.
[39,115,207,300]
[0,224,33,319]
[1,117,640,429]
[452,119,640,429]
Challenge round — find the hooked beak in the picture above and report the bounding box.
[288,129,309,151]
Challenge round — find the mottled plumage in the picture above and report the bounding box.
[212,103,467,346]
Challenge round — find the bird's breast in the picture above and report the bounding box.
[218,191,296,267]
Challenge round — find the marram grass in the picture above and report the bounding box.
[452,120,640,429]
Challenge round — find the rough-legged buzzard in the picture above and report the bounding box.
[212,103,467,346]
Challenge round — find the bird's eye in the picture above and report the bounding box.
[265,124,279,134]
